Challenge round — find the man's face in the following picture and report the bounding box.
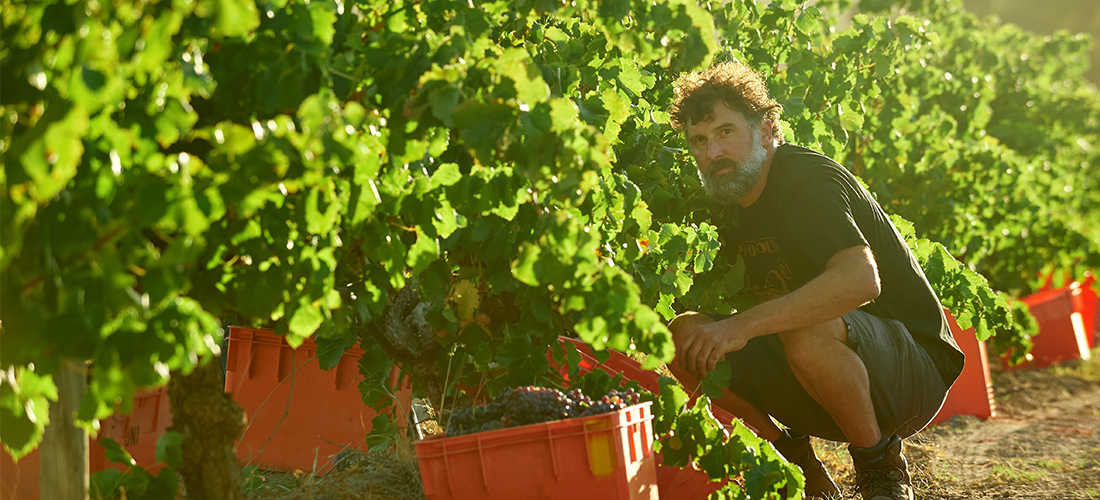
[685,103,768,204]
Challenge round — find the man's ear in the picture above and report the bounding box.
[759,120,774,143]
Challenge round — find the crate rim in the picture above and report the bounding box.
[415,401,653,458]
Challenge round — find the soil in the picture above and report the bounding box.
[246,351,1100,500]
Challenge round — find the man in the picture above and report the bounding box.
[666,62,965,500]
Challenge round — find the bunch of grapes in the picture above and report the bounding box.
[445,385,648,437]
[580,388,642,417]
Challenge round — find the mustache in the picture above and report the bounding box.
[703,158,740,181]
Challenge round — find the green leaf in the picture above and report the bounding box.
[431,163,462,189]
[548,98,581,133]
[406,231,439,276]
[310,4,336,45]
[99,437,136,466]
[654,376,689,435]
[601,88,630,144]
[563,341,584,380]
[358,343,397,410]
[429,86,461,127]
[287,297,324,341]
[433,199,459,238]
[0,368,55,460]
[511,243,541,286]
[839,102,864,130]
[154,431,185,469]
[215,0,259,36]
[496,334,551,386]
[91,468,125,500]
[0,407,39,459]
[794,6,823,35]
[365,413,399,450]
[148,467,181,499]
[314,336,355,370]
[699,360,731,401]
[616,59,649,95]
[305,184,341,235]
[499,48,549,105]
[235,268,285,319]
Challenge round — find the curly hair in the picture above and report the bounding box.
[670,61,785,144]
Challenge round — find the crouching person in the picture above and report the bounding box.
[665,61,964,500]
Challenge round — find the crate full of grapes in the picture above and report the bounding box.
[415,387,658,500]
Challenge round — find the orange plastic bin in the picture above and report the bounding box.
[416,402,658,500]
[88,386,173,474]
[224,326,410,472]
[546,337,730,499]
[1,449,38,500]
[1004,287,1092,370]
[2,386,173,500]
[926,308,995,427]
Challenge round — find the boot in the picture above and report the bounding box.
[849,435,915,500]
[773,431,841,499]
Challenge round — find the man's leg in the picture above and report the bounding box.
[778,318,882,448]
[668,312,841,499]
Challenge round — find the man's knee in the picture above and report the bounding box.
[778,318,848,366]
[668,311,714,341]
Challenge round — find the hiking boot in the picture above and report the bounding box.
[849,435,915,500]
[773,431,841,499]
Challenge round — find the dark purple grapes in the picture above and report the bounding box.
[444,385,649,437]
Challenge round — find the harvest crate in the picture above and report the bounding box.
[547,337,730,499]
[0,450,38,500]
[1,386,173,500]
[927,308,995,427]
[89,386,173,474]
[224,326,410,472]
[416,402,658,500]
[1002,286,1092,370]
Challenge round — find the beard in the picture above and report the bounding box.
[698,129,767,204]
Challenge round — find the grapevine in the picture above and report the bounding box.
[2,0,1096,497]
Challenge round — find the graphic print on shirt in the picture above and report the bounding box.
[737,237,792,302]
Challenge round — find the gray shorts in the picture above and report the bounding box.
[711,309,949,442]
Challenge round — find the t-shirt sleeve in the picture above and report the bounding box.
[781,170,868,272]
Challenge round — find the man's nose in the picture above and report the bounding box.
[707,139,728,163]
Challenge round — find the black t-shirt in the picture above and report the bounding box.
[714,144,964,386]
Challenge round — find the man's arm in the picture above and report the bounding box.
[679,244,881,378]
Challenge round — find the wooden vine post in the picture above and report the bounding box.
[39,361,89,500]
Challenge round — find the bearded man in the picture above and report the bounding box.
[665,62,965,500]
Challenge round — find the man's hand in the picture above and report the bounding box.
[677,316,752,379]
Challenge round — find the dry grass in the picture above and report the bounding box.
[248,436,425,500]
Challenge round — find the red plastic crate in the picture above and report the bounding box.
[416,402,658,500]
[88,386,173,474]
[546,337,730,499]
[1,449,38,500]
[224,326,410,472]
[1,386,173,500]
[1003,287,1092,370]
[926,308,995,427]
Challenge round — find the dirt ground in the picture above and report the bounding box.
[247,349,1100,500]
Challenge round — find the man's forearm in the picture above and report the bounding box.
[730,245,880,339]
